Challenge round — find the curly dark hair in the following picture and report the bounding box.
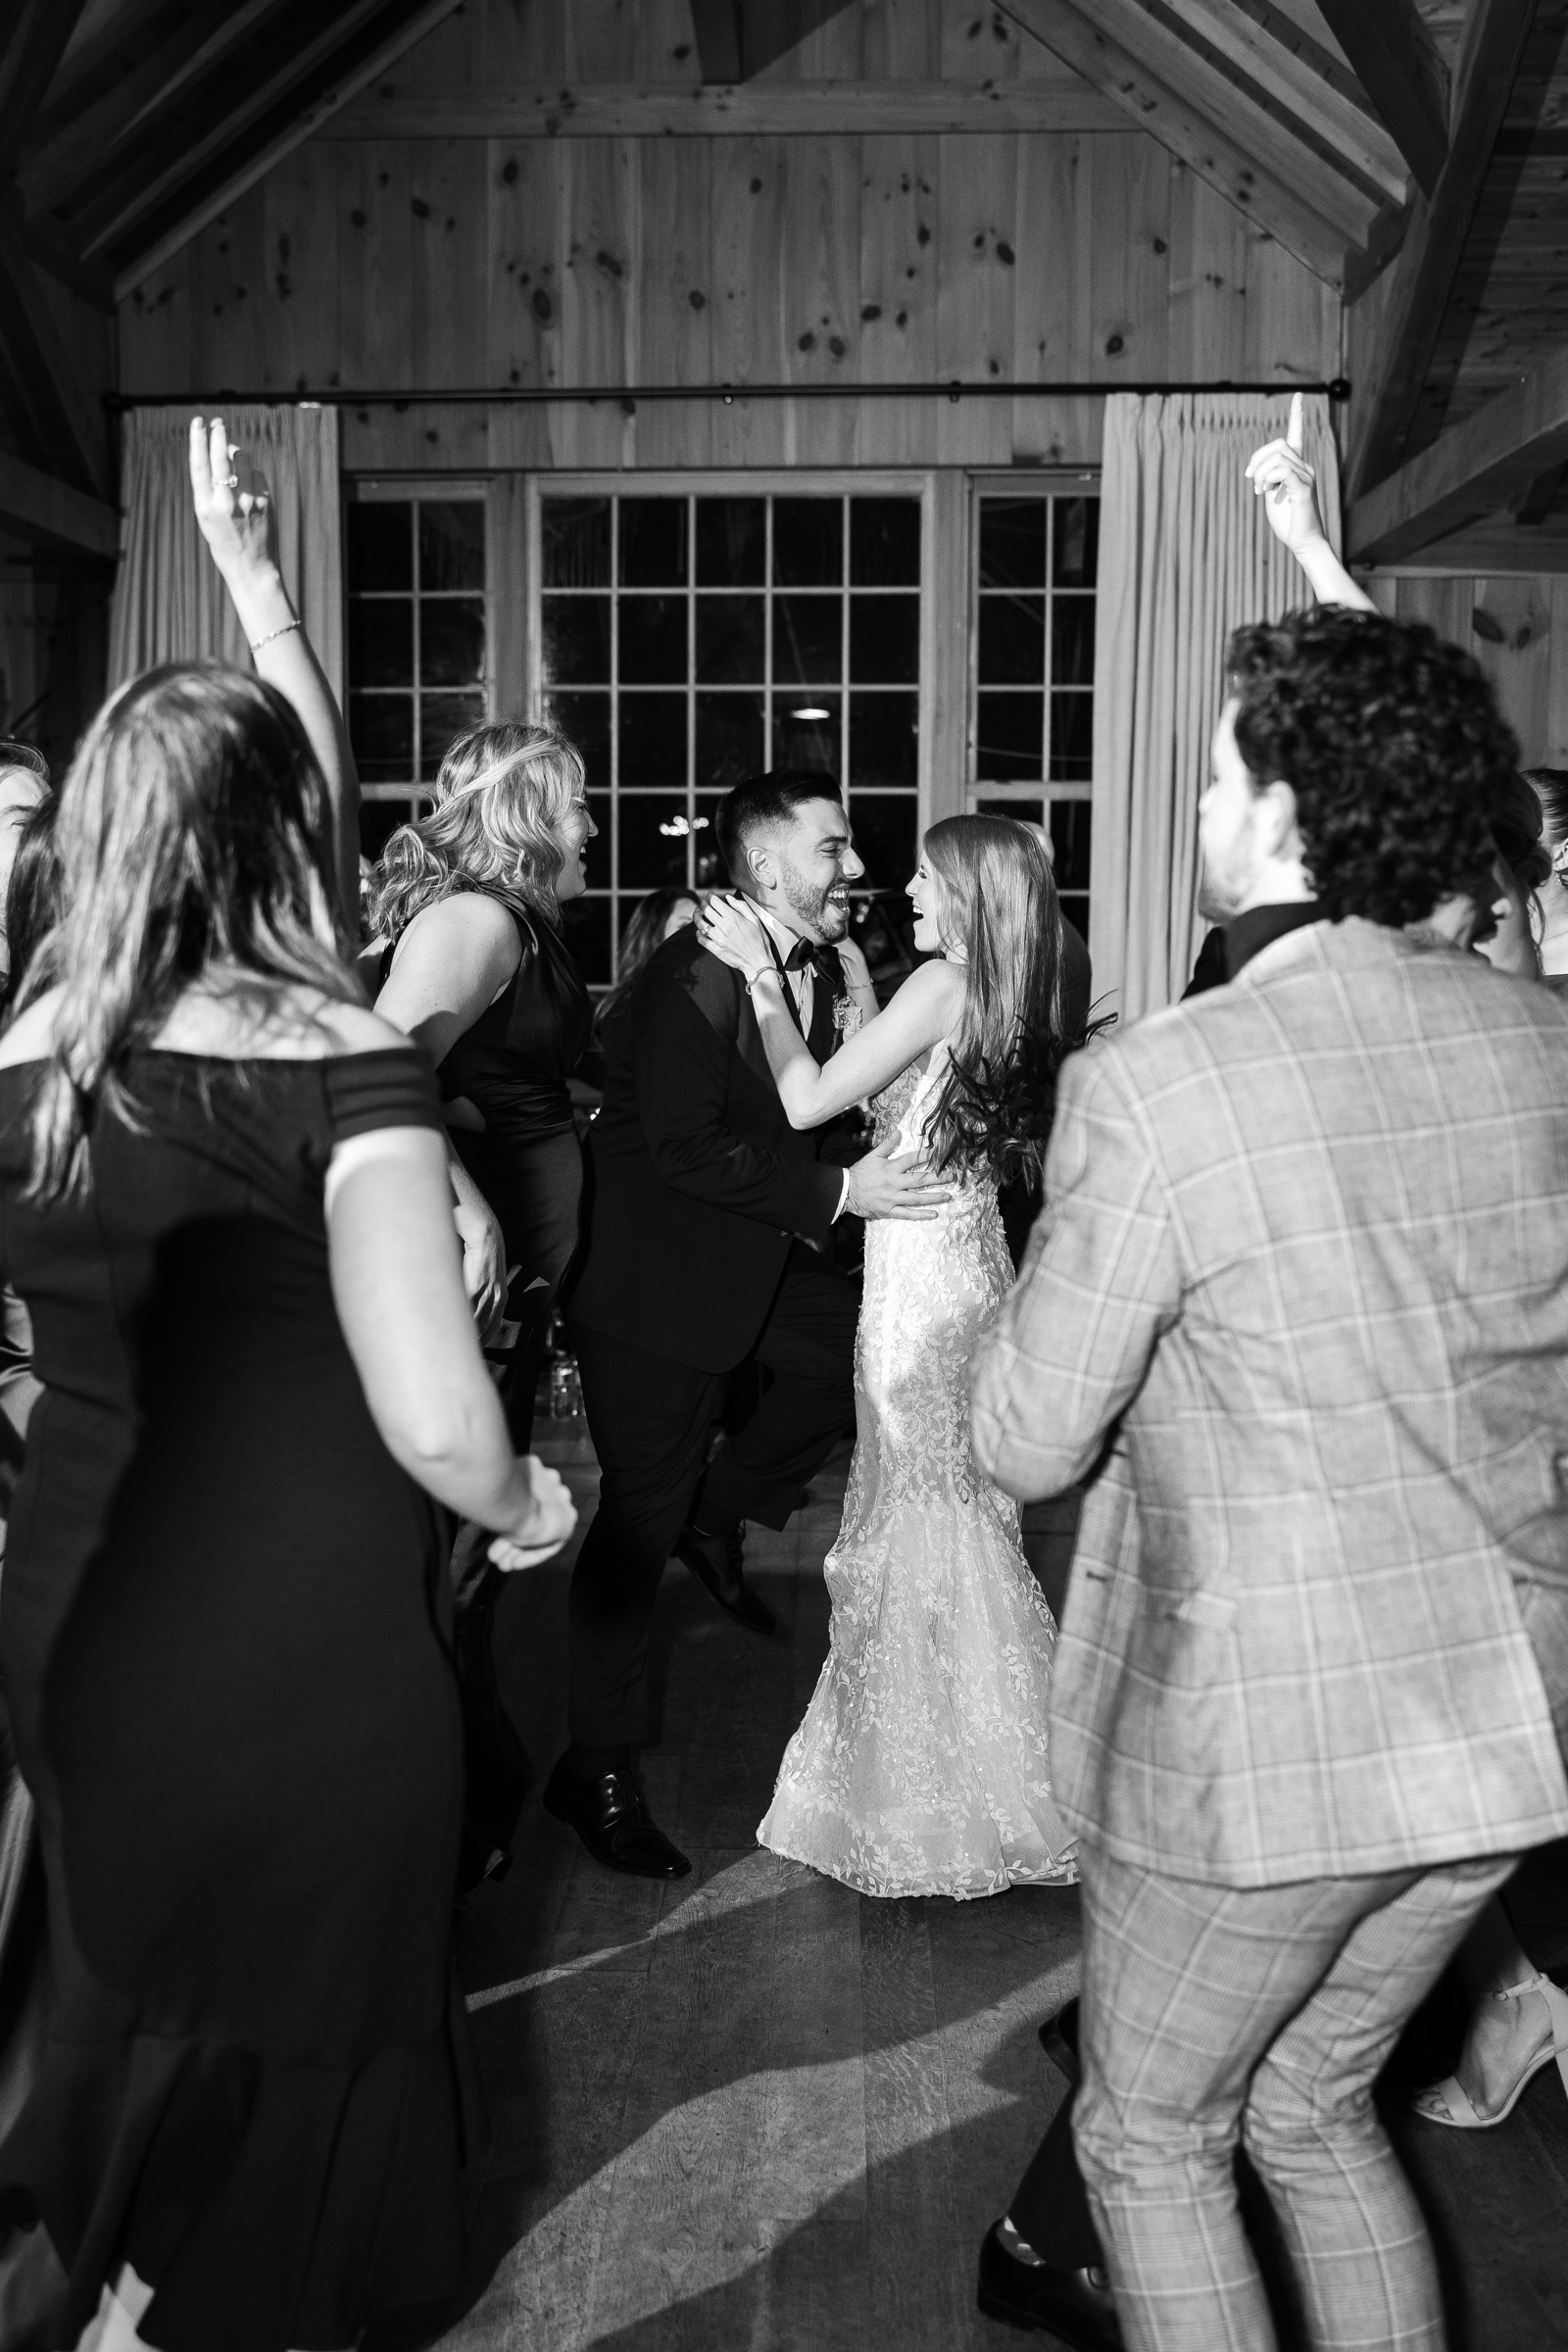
[1226,607,1514,926]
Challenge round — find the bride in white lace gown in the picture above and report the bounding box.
[698,815,1080,1899]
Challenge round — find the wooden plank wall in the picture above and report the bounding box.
[1362,572,1568,768]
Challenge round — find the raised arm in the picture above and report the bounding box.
[1246,391,1375,615]
[189,415,362,932]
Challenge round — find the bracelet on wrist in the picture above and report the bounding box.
[250,618,302,653]
[744,967,780,994]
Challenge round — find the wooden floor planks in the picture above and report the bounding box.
[436,1418,1568,2352]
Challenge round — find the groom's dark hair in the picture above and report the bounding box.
[714,769,845,891]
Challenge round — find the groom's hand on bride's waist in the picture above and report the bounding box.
[844,1138,952,1221]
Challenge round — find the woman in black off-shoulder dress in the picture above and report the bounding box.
[0,653,574,2352]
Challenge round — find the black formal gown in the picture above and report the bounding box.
[440,905,591,1449]
[0,1045,480,2352]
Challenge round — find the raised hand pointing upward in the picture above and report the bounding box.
[1244,392,1375,613]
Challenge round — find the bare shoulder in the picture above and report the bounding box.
[0,989,63,1068]
[398,892,519,962]
[309,999,412,1056]
[893,956,966,1024]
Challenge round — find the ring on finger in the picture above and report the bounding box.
[225,472,239,488]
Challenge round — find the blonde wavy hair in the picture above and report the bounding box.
[368,721,585,944]
[18,662,357,1203]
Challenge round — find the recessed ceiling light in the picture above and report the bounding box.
[791,706,831,721]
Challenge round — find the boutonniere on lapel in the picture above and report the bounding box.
[830,991,862,1047]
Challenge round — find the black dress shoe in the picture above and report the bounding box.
[542,1757,692,1880]
[1039,1995,1081,2084]
[977,2225,1122,2348]
[670,1521,777,1638]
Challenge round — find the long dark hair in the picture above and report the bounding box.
[20,662,357,1201]
[919,813,1067,1184]
[596,887,700,1027]
[2,794,61,1014]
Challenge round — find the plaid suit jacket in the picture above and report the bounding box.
[971,918,1568,1886]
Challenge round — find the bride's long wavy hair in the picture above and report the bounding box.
[919,813,1069,1184]
[368,721,584,946]
[18,662,357,1203]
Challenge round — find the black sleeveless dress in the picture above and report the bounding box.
[0,1046,480,2352]
[439,906,591,1448]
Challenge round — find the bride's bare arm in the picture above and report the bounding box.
[749,958,964,1129]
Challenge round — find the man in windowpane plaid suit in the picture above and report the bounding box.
[972,605,1568,2352]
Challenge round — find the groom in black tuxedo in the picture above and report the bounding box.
[551,771,949,1879]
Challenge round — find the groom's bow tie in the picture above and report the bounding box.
[782,937,844,994]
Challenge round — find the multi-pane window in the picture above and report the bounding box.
[971,490,1100,944]
[538,489,922,987]
[345,489,488,861]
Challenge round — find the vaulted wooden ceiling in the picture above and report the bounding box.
[2,0,1567,570]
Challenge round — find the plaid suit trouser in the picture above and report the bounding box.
[1073,1841,1519,2352]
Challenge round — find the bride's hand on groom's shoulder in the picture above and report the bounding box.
[698,892,770,977]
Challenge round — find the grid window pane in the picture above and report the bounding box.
[773,705,841,776]
[349,694,413,783]
[349,601,413,688]
[850,594,919,684]
[1052,596,1096,685]
[543,497,611,587]
[419,502,485,591]
[619,498,689,587]
[1050,692,1093,782]
[978,596,1045,686]
[618,596,688,684]
[1050,799,1093,893]
[542,596,610,685]
[850,693,918,790]
[774,498,843,586]
[349,492,487,862]
[774,594,841,685]
[696,595,764,684]
[548,692,611,792]
[618,693,687,789]
[1054,497,1100,587]
[850,794,918,892]
[420,598,486,687]
[618,796,699,889]
[348,503,412,594]
[851,498,921,586]
[696,692,764,790]
[977,691,1043,780]
[696,498,765,586]
[979,500,1046,590]
[539,488,922,987]
[420,691,484,781]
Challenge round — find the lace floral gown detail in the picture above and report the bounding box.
[759,1045,1079,1898]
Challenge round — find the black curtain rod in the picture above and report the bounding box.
[107,377,1350,413]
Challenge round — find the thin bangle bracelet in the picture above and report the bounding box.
[250,618,302,652]
[744,968,781,995]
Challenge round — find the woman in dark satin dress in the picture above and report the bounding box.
[0,655,575,2352]
[370,722,596,1453]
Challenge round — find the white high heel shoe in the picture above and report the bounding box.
[1413,1970,1568,2129]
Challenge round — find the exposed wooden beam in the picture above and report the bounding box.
[688,0,744,82]
[20,0,294,219]
[20,207,117,314]
[109,0,471,298]
[1156,0,1408,204]
[1031,0,1381,238]
[72,0,400,261]
[0,193,109,494]
[0,449,119,562]
[1312,0,1449,196]
[1348,340,1568,564]
[329,76,1130,138]
[1345,0,1539,500]
[0,0,92,159]
[1516,463,1565,522]
[995,0,1349,284]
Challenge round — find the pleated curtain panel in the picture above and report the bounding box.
[108,403,344,700]
[1089,391,1343,1024]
